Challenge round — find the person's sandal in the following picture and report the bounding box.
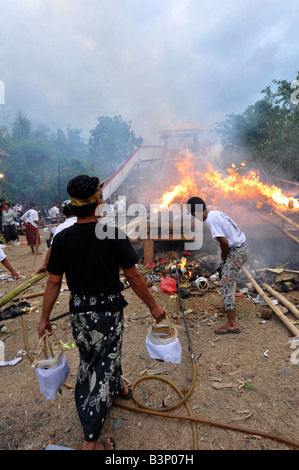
[99,437,116,450]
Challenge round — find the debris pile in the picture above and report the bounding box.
[137,251,221,298]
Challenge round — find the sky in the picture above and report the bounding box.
[0,0,298,146]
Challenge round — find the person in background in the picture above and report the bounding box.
[37,174,166,450]
[12,202,23,217]
[187,196,249,335]
[0,199,5,233]
[20,203,40,254]
[0,247,19,333]
[2,202,19,245]
[41,205,50,225]
[36,200,77,274]
[49,202,60,225]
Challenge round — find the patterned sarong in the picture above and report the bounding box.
[69,292,127,442]
[221,245,249,311]
[25,222,40,246]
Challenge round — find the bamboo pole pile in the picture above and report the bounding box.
[262,283,299,321]
[242,266,299,337]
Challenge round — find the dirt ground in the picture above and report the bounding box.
[0,228,298,452]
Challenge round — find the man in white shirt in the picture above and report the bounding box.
[36,200,77,274]
[20,203,40,254]
[187,197,249,335]
[49,202,60,225]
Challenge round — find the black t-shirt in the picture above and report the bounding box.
[47,221,139,294]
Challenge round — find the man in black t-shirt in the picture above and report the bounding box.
[37,175,166,451]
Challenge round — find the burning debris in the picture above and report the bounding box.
[151,151,299,212]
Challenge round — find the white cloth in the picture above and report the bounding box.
[49,206,59,219]
[205,210,246,248]
[0,248,6,262]
[50,217,77,244]
[21,209,39,228]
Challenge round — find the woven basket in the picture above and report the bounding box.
[33,333,63,369]
[152,314,177,340]
[146,314,182,364]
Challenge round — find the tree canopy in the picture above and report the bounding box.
[216,73,299,179]
[0,112,143,208]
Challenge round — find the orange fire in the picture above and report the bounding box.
[158,153,299,210]
[202,163,299,209]
[158,152,200,209]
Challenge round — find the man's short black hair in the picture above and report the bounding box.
[186,197,206,215]
[67,174,100,218]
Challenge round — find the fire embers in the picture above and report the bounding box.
[167,255,218,297]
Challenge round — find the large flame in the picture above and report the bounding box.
[159,152,200,209]
[158,153,299,210]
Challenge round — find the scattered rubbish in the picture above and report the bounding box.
[212,381,236,389]
[0,340,5,362]
[194,277,209,291]
[264,349,269,357]
[0,301,32,320]
[160,276,177,295]
[45,444,74,451]
[59,341,75,350]
[0,349,24,367]
[239,287,249,294]
[238,379,257,391]
[248,294,278,306]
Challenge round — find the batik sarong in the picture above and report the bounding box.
[221,244,249,311]
[69,291,127,442]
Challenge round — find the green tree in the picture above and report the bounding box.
[216,73,299,178]
[12,111,31,141]
[88,115,143,177]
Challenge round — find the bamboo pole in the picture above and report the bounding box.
[262,283,299,321]
[242,266,299,336]
[0,272,46,309]
[13,290,46,302]
[259,213,299,245]
[273,211,299,231]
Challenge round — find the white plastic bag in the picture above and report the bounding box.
[35,353,70,399]
[33,333,70,400]
[145,316,182,364]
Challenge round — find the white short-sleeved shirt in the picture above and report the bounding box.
[50,217,77,244]
[0,248,7,262]
[21,209,39,228]
[49,206,59,219]
[205,210,246,248]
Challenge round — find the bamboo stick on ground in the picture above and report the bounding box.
[242,266,299,336]
[13,290,46,302]
[0,272,46,309]
[273,211,299,231]
[262,283,299,321]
